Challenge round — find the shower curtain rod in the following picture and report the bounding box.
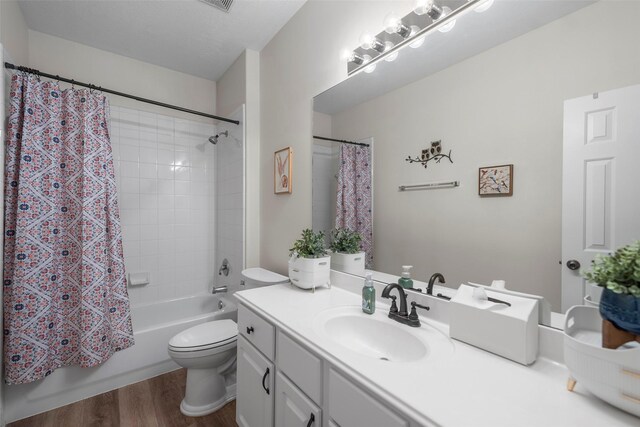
[313,135,369,147]
[4,62,240,125]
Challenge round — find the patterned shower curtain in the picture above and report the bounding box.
[336,144,373,268]
[3,73,134,385]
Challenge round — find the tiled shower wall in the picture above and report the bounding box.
[109,106,217,305]
[215,106,245,294]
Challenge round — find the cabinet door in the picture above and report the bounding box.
[328,368,408,427]
[275,372,321,427]
[237,336,274,427]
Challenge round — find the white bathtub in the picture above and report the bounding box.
[4,293,238,423]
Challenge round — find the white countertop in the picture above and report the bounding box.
[235,283,638,427]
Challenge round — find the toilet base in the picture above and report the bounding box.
[180,390,236,417]
[179,365,237,417]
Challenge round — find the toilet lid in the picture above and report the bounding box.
[169,319,238,349]
[242,267,289,285]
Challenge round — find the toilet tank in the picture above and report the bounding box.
[241,268,289,289]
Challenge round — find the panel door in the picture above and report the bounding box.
[275,372,320,427]
[562,84,640,311]
[237,336,274,427]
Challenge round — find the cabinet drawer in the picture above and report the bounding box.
[275,372,321,427]
[239,304,275,360]
[277,331,323,404]
[328,368,408,427]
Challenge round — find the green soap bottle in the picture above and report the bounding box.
[362,272,375,314]
[398,265,414,289]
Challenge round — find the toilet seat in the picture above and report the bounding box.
[169,319,238,353]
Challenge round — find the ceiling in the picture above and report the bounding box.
[18,0,307,81]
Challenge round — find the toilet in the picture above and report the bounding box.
[168,268,289,416]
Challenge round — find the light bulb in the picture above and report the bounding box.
[362,54,376,73]
[383,13,410,38]
[359,32,374,50]
[383,41,398,62]
[383,13,401,34]
[474,0,494,13]
[409,25,425,49]
[346,51,364,65]
[414,0,443,20]
[438,6,456,33]
[359,32,384,52]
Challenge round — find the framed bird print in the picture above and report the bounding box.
[479,164,513,196]
[274,147,292,194]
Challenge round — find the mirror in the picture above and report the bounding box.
[312,0,640,327]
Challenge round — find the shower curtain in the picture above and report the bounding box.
[3,73,134,385]
[336,144,373,268]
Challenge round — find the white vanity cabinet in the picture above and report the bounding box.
[237,303,415,427]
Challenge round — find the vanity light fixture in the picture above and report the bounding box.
[346,0,489,76]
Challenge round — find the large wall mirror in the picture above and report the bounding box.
[312,0,640,328]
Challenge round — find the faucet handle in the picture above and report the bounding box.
[409,301,430,321]
[389,296,398,314]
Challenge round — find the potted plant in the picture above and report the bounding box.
[329,228,365,276]
[288,229,331,290]
[583,241,640,348]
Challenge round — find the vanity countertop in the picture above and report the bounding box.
[235,283,638,427]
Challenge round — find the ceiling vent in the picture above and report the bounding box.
[199,0,234,13]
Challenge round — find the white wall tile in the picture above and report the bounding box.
[111,109,217,305]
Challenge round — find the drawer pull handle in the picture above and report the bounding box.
[262,367,270,395]
[293,269,300,273]
[318,262,328,266]
[306,413,315,427]
[246,326,254,334]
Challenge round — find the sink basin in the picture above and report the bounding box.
[313,306,452,363]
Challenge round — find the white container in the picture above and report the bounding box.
[449,284,539,365]
[330,251,366,276]
[564,305,640,417]
[288,256,331,290]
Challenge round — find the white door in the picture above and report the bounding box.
[562,84,640,311]
[274,372,320,427]
[236,336,274,427]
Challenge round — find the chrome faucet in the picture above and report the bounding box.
[211,285,228,294]
[427,273,446,296]
[381,283,422,327]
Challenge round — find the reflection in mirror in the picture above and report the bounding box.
[312,132,373,276]
[312,0,640,327]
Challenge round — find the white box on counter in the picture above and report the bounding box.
[449,284,539,365]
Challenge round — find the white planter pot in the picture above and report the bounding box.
[288,256,331,290]
[330,251,366,276]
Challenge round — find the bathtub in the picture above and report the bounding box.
[4,293,237,423]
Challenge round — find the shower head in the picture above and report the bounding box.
[208,130,229,145]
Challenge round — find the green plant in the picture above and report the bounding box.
[290,229,328,259]
[329,228,362,254]
[583,241,640,297]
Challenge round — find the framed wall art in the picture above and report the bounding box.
[274,147,292,194]
[479,164,513,196]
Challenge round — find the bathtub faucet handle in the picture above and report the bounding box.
[212,285,228,294]
[219,258,230,276]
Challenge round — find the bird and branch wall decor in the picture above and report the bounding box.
[405,140,453,169]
